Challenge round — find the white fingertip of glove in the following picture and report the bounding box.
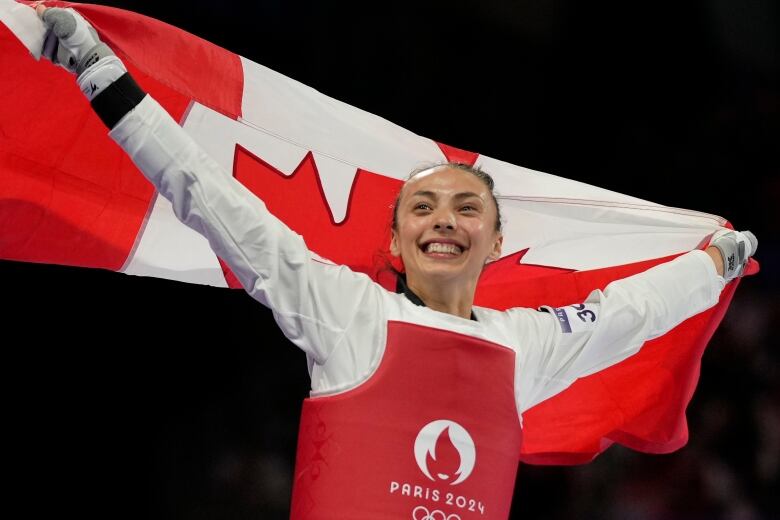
[77,55,128,101]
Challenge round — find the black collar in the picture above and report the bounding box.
[395,274,478,322]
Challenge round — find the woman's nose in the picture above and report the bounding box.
[433,209,456,230]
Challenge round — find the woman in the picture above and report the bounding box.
[31,6,758,519]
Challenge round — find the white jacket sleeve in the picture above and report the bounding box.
[514,249,726,413]
[108,95,379,365]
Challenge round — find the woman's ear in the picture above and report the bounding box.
[390,230,400,257]
[487,233,503,262]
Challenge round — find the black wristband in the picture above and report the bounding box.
[90,72,146,129]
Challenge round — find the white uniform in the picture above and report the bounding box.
[110,94,726,416]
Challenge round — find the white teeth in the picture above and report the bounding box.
[425,242,463,254]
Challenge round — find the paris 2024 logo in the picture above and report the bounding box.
[414,420,476,485]
[389,419,486,517]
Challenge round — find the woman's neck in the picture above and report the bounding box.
[405,275,477,320]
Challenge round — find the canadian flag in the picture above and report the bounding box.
[0,0,759,464]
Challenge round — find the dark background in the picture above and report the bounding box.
[3,1,777,518]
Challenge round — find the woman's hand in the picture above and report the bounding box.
[29,3,125,101]
[706,229,757,281]
[32,4,114,76]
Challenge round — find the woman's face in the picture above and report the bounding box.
[390,166,503,286]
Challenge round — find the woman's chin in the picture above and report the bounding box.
[410,258,475,282]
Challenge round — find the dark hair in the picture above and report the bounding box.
[391,161,503,233]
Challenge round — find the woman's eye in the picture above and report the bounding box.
[460,205,476,212]
[414,203,432,210]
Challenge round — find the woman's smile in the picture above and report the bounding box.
[419,239,467,258]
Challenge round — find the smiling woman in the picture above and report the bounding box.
[389,164,504,319]
[9,3,765,520]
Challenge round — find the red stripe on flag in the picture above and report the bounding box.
[1,15,189,269]
[2,2,243,271]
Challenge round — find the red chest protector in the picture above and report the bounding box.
[291,321,523,520]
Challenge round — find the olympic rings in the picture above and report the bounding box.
[412,505,461,520]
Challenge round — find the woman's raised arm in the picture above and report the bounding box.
[33,6,382,366]
[514,236,755,414]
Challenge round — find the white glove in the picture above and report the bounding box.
[37,6,126,100]
[708,229,758,282]
[40,7,110,74]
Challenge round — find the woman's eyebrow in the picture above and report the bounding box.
[411,190,437,199]
[453,192,482,201]
[410,191,481,201]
